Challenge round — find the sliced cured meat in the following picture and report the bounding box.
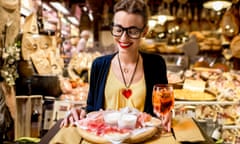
[77,108,159,137]
[76,108,160,144]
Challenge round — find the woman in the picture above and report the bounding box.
[61,0,171,132]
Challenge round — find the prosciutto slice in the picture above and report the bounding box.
[76,109,153,136]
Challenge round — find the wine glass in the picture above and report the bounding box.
[152,84,174,132]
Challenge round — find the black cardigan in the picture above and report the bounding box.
[86,52,168,116]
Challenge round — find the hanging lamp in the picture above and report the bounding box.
[203,0,232,11]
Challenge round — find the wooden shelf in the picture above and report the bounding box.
[175,100,238,105]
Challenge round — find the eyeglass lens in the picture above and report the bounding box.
[111,25,143,39]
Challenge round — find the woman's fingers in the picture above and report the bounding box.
[71,108,81,122]
[162,112,172,132]
[60,118,69,128]
[59,107,86,128]
[80,109,86,119]
[153,109,160,117]
[69,116,75,126]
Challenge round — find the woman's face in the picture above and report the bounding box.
[113,11,147,53]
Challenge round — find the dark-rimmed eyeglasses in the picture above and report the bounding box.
[110,24,145,39]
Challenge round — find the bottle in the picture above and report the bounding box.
[31,109,40,137]
[211,125,222,142]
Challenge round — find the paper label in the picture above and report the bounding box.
[183,79,206,92]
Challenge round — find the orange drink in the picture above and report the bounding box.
[152,84,174,116]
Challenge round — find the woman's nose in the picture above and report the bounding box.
[120,31,129,40]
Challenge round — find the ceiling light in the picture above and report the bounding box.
[20,7,32,16]
[61,17,68,24]
[88,11,94,21]
[50,2,70,15]
[151,14,175,25]
[203,0,232,11]
[67,16,80,26]
[150,6,175,25]
[42,3,52,11]
[82,6,88,12]
[148,19,157,29]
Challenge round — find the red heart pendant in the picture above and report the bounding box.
[122,88,132,99]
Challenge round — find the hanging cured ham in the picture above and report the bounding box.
[220,4,240,41]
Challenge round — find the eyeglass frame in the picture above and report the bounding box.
[110,23,146,39]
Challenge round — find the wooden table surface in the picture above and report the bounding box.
[39,118,215,144]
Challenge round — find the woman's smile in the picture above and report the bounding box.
[118,41,133,49]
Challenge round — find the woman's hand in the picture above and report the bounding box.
[161,111,172,132]
[60,107,86,128]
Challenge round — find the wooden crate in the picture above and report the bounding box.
[15,95,43,140]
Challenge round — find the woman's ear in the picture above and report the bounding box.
[142,26,149,37]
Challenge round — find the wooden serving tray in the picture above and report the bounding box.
[77,126,158,144]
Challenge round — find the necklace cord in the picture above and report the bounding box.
[117,53,139,88]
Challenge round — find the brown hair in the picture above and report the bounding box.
[113,0,148,26]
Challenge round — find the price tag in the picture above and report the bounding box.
[183,79,206,92]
